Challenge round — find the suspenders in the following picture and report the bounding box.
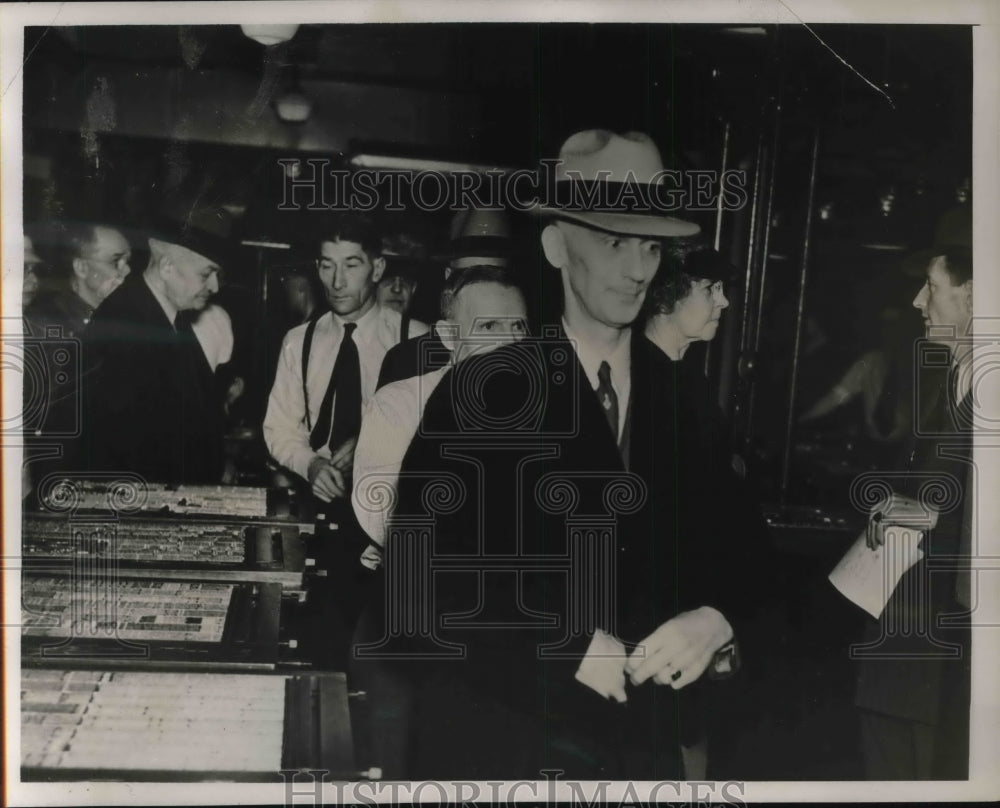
[300,311,410,431]
[301,313,321,432]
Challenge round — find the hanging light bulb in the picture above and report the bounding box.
[240,24,299,47]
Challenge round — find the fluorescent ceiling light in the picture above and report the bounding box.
[349,154,516,174]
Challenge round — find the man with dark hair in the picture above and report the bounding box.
[852,243,974,779]
[264,215,429,659]
[80,203,229,484]
[263,214,428,503]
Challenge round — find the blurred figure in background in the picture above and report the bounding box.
[799,305,919,457]
[376,231,426,323]
[25,222,132,338]
[22,234,43,311]
[282,265,321,326]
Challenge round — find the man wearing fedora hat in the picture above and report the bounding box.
[375,207,514,388]
[78,198,231,484]
[382,130,746,779]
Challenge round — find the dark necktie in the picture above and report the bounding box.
[596,360,619,442]
[310,322,361,451]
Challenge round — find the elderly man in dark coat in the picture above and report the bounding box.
[78,198,232,484]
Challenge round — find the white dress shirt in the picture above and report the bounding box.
[191,303,234,372]
[561,317,631,440]
[263,304,428,481]
[352,364,450,568]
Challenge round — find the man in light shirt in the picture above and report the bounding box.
[352,264,527,568]
[263,214,428,503]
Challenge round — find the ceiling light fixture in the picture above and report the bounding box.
[240,24,300,47]
[275,90,313,124]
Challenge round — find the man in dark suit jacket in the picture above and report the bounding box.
[374,130,745,780]
[78,202,232,485]
[853,245,974,779]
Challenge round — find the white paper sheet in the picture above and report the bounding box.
[828,526,925,619]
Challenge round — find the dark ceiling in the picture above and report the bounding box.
[23,23,971,250]
[29,23,971,164]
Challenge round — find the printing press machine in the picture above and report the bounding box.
[19,479,375,782]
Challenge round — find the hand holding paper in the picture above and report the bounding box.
[830,526,926,619]
[866,492,939,549]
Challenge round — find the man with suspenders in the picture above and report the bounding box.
[263,214,428,648]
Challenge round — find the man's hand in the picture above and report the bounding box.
[625,607,733,690]
[224,376,245,416]
[866,493,939,549]
[307,455,346,502]
[329,437,357,473]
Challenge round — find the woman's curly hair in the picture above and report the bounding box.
[642,237,709,318]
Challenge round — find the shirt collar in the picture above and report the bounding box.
[144,274,178,326]
[562,316,631,393]
[334,299,381,341]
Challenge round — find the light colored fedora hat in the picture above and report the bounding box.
[531,129,700,238]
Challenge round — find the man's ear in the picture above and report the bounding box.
[963,279,973,313]
[436,319,459,354]
[541,224,567,270]
[71,256,89,280]
[148,238,173,276]
[371,256,386,285]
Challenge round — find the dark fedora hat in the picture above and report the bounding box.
[382,232,430,280]
[150,192,235,268]
[899,205,971,278]
[680,247,740,283]
[435,208,514,270]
